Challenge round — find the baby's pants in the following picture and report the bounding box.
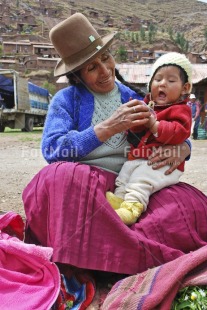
[114,159,183,210]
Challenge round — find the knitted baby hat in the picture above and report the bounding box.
[148,52,193,92]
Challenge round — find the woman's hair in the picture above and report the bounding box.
[66,71,81,85]
[115,68,146,97]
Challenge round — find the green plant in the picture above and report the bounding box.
[175,32,189,53]
[171,286,207,309]
[140,26,146,41]
[116,46,128,62]
[131,32,136,43]
[204,26,207,42]
[168,26,174,40]
[42,81,56,96]
[148,31,153,44]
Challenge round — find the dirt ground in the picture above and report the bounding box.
[0,130,207,217]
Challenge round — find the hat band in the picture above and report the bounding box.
[62,37,103,65]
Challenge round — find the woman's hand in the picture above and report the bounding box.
[95,99,151,142]
[147,142,191,175]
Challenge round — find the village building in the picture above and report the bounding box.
[33,44,57,58]
[187,52,207,64]
[2,41,33,55]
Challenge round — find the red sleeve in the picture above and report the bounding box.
[156,105,192,144]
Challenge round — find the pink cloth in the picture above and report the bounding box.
[102,245,207,309]
[0,211,60,310]
[23,162,207,275]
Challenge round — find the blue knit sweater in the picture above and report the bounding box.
[41,82,143,163]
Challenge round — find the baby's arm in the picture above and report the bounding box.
[146,105,191,144]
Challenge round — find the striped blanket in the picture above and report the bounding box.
[102,245,207,309]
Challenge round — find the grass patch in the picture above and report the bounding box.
[19,136,42,142]
[5,128,43,134]
[3,128,43,143]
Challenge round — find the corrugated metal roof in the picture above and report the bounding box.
[192,64,207,83]
[116,63,207,85]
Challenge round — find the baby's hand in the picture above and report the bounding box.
[145,114,157,129]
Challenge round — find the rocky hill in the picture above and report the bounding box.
[0,0,207,52]
[9,0,207,53]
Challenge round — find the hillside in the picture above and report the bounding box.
[2,0,207,68]
[14,0,207,53]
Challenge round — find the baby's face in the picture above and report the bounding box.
[151,66,186,105]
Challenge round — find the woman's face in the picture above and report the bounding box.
[151,66,190,105]
[79,51,116,93]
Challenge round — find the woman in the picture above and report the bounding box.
[23,13,207,277]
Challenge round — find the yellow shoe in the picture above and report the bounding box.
[117,201,144,225]
[106,192,124,210]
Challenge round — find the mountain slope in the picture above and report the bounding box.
[7,0,207,52]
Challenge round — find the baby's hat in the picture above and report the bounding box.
[148,52,193,92]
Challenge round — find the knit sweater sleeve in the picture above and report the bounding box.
[41,86,102,163]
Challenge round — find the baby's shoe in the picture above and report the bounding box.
[116,201,144,225]
[106,192,124,210]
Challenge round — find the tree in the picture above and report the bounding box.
[124,31,130,40]
[204,26,207,42]
[185,41,189,52]
[175,32,181,45]
[148,30,153,44]
[168,26,174,40]
[42,81,56,96]
[149,23,156,33]
[140,26,146,41]
[175,32,189,52]
[131,32,137,43]
[116,46,128,62]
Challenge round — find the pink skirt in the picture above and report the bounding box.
[23,161,207,275]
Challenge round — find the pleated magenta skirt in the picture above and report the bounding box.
[23,161,207,275]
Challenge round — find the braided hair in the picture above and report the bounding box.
[65,71,81,85]
[115,68,146,98]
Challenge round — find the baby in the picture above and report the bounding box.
[107,52,192,225]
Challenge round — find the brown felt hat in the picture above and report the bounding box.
[49,13,116,77]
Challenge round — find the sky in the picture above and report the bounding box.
[198,0,207,3]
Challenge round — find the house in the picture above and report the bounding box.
[89,11,99,18]
[24,55,59,71]
[2,40,33,55]
[0,58,18,70]
[36,57,59,70]
[126,50,135,62]
[153,50,169,59]
[33,44,57,58]
[17,14,37,33]
[128,16,143,32]
[187,52,207,64]
[104,17,114,27]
